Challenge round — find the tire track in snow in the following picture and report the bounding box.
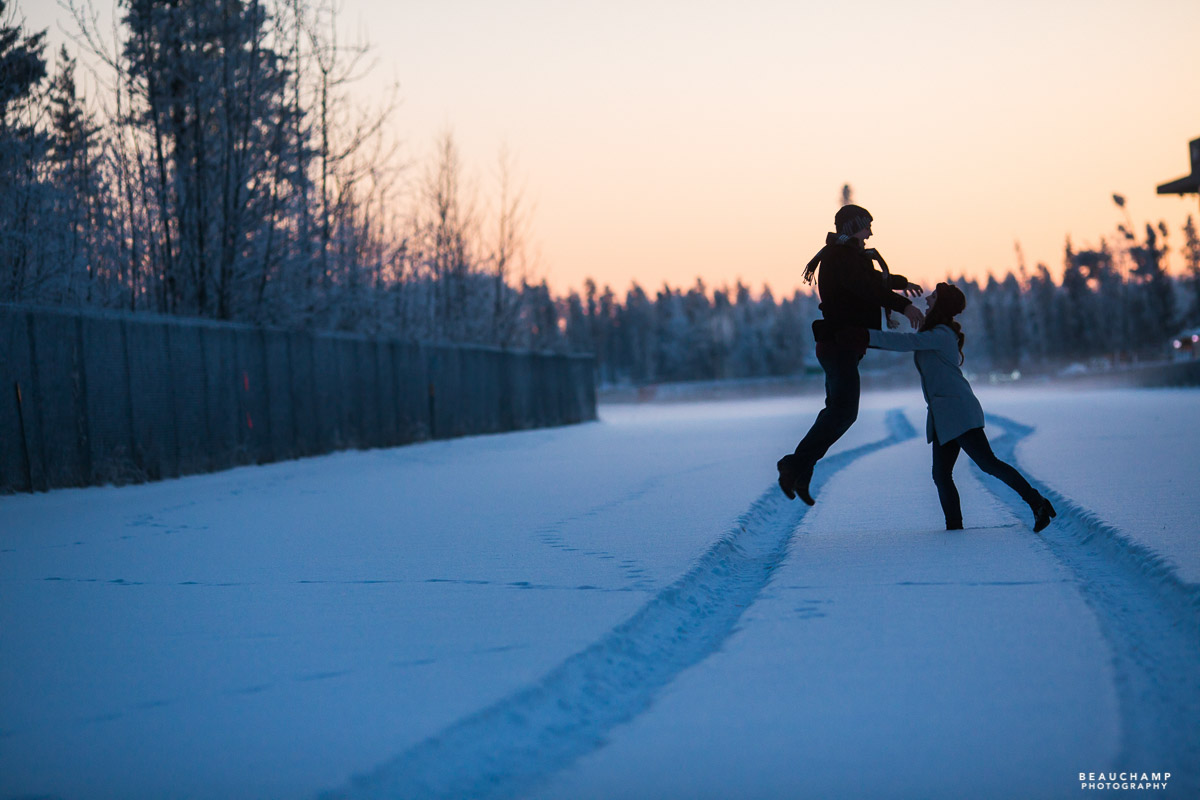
[533,461,725,592]
[977,413,1200,791]
[319,410,917,800]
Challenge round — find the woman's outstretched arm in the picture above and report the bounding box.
[869,327,956,353]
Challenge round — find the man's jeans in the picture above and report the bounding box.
[792,344,862,465]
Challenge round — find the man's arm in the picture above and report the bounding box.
[865,267,922,328]
[881,269,923,297]
[864,248,923,297]
[879,283,915,316]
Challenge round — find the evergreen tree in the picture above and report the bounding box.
[1182,215,1200,327]
[623,283,655,384]
[564,291,590,354]
[682,278,716,379]
[730,281,765,377]
[46,46,106,303]
[1061,240,1096,362]
[0,2,49,301]
[770,289,813,376]
[1024,264,1058,365]
[654,286,688,381]
[1127,222,1176,350]
[121,0,302,318]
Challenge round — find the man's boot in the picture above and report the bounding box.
[794,460,815,506]
[777,455,815,506]
[776,455,797,500]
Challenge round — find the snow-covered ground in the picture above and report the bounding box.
[1,387,1197,799]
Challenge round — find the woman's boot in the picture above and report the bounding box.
[1032,496,1057,533]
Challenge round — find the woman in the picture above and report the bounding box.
[843,282,1056,532]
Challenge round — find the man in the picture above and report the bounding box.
[778,204,924,504]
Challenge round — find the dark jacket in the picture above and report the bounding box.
[813,237,912,341]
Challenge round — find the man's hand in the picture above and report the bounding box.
[903,282,924,297]
[903,304,925,329]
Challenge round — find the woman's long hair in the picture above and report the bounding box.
[920,282,966,365]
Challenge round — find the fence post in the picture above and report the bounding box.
[163,322,181,478]
[25,311,47,491]
[14,380,32,491]
[121,318,139,480]
[73,315,93,485]
[259,326,275,463]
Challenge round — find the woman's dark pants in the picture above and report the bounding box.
[933,427,1041,528]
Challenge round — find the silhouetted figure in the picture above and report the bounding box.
[777,204,923,504]
[843,282,1056,532]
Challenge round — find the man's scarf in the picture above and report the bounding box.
[802,233,892,284]
[802,233,900,327]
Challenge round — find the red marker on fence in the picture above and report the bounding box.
[243,371,252,429]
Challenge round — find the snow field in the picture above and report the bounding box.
[982,387,1200,584]
[324,410,915,799]
[529,420,1122,800]
[1,389,1198,799]
[1,396,880,799]
[975,408,1200,779]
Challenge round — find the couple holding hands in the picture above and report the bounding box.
[777,204,1056,534]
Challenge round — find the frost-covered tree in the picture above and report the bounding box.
[1126,222,1176,348]
[653,286,688,381]
[769,288,815,376]
[1023,263,1058,366]
[119,0,306,318]
[0,2,50,301]
[1060,239,1099,362]
[622,283,655,384]
[45,46,107,304]
[564,290,590,354]
[1183,215,1200,327]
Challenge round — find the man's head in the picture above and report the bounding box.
[834,204,873,239]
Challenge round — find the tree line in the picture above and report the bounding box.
[957,202,1200,375]
[565,206,1200,386]
[2,2,1198,385]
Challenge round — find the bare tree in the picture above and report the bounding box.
[490,144,533,346]
[411,129,479,340]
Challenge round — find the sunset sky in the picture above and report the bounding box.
[24,0,1200,298]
